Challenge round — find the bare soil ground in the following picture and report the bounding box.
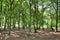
[0,29,60,40]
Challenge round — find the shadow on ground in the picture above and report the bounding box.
[0,29,60,40]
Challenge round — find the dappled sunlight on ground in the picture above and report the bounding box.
[0,29,60,40]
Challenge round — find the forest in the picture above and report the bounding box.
[0,0,60,40]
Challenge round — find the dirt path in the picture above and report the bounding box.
[0,29,60,40]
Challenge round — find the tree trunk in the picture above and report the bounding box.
[56,0,58,32]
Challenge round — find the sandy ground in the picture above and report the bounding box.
[0,29,60,40]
